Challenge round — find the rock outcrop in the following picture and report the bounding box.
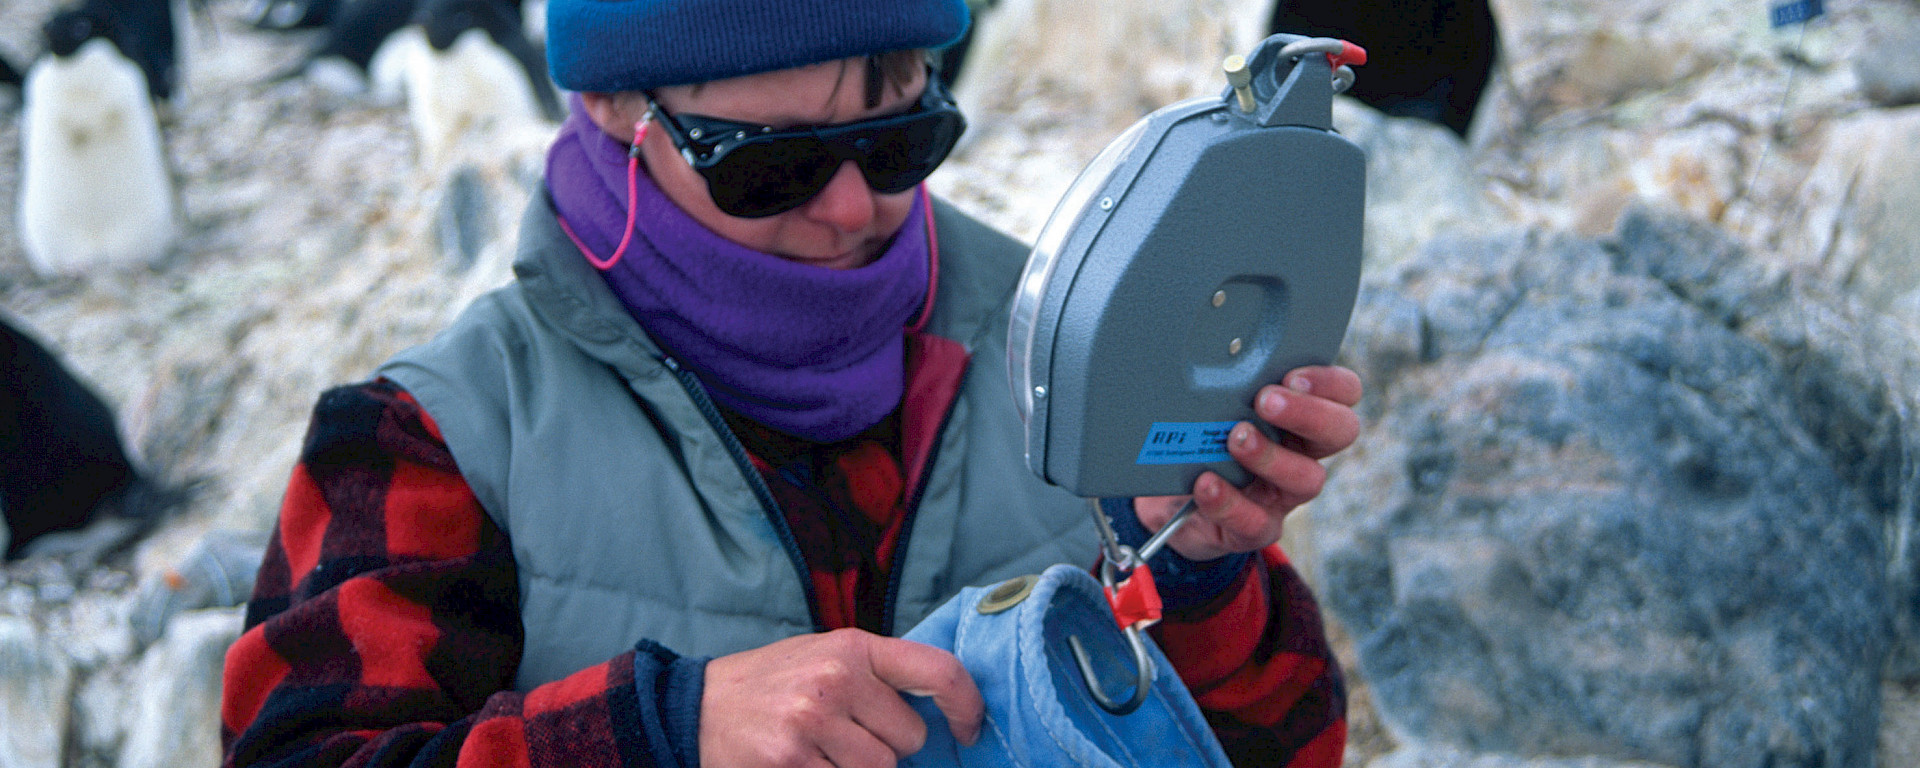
[1318,208,1916,767]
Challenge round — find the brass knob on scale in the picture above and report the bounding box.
[1223,54,1256,113]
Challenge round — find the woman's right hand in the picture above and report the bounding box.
[699,628,982,767]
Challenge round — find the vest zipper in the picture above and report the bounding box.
[878,358,970,637]
[661,356,825,633]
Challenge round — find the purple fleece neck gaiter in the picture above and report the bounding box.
[546,97,931,443]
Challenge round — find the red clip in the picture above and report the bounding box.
[1105,567,1163,630]
[1328,41,1368,70]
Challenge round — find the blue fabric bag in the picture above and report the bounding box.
[900,563,1233,767]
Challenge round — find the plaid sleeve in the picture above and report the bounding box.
[1152,546,1348,768]
[220,380,702,768]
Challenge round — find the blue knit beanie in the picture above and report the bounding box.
[547,0,972,93]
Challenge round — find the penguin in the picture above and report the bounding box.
[0,52,21,112]
[520,0,544,46]
[417,0,556,117]
[39,0,179,102]
[0,316,162,561]
[244,0,338,31]
[0,52,21,92]
[1268,0,1498,138]
[398,0,558,164]
[17,13,178,276]
[277,0,419,95]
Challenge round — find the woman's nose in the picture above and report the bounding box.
[800,160,877,233]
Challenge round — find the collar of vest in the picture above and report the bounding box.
[509,194,669,377]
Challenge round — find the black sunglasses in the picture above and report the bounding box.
[646,74,967,218]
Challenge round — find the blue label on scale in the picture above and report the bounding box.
[1135,421,1237,465]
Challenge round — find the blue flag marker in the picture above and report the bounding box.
[1771,0,1824,27]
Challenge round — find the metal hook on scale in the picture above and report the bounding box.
[1067,497,1198,715]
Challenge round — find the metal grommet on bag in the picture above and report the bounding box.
[977,574,1039,614]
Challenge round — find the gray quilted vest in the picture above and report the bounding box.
[381,196,1097,691]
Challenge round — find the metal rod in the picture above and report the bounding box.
[1134,498,1197,566]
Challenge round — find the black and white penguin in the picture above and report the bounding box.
[17,2,178,275]
[0,316,159,561]
[520,0,544,46]
[244,0,338,31]
[0,52,21,92]
[396,0,558,163]
[40,0,179,101]
[278,0,418,95]
[0,51,21,111]
[1268,0,1499,138]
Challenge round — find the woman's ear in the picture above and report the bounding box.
[578,91,647,141]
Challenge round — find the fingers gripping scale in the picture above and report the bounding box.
[1009,34,1367,715]
[1008,34,1368,500]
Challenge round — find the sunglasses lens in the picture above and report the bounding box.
[705,138,839,217]
[679,88,966,217]
[861,112,963,194]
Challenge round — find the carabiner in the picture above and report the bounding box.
[1071,498,1198,715]
[1068,627,1155,715]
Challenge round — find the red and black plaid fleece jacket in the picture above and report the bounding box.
[221,379,1346,767]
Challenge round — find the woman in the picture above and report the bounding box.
[220,1,1361,766]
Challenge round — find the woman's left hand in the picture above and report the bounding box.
[1133,365,1363,563]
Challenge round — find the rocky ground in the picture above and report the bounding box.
[1,2,562,765]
